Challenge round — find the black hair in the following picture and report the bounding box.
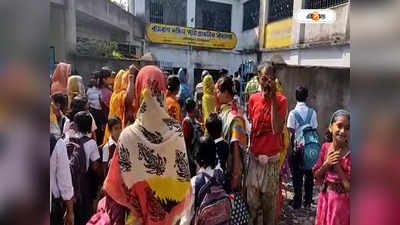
[195,136,217,169]
[167,75,180,93]
[205,113,222,139]
[67,96,88,120]
[219,68,228,76]
[99,67,112,87]
[217,76,234,97]
[296,86,308,102]
[185,98,196,113]
[257,62,275,76]
[52,93,68,113]
[108,115,122,130]
[74,111,92,134]
[325,110,350,142]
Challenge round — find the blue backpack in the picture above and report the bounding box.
[294,108,321,170]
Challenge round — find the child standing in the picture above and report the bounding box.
[313,110,350,225]
[100,115,122,177]
[70,111,102,225]
[180,136,228,225]
[182,98,203,177]
[205,112,229,173]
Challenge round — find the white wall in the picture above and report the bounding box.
[262,45,350,68]
[134,0,145,18]
[187,0,196,27]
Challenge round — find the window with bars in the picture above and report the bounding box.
[243,0,260,31]
[196,0,232,32]
[268,0,293,23]
[149,0,163,24]
[305,0,349,9]
[148,0,187,26]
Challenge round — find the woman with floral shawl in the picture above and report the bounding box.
[201,74,216,131]
[88,65,192,225]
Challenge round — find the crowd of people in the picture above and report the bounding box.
[50,57,350,225]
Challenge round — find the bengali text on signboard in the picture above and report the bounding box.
[146,23,237,49]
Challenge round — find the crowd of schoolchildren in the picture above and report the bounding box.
[50,56,350,225]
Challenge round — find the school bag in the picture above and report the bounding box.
[193,172,231,225]
[66,136,90,203]
[183,116,203,176]
[294,108,321,170]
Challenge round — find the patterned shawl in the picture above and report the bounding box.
[201,74,216,126]
[104,66,192,225]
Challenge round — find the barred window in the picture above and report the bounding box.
[243,0,260,31]
[305,0,349,9]
[268,0,293,23]
[147,0,187,26]
[196,0,232,32]
[149,0,163,24]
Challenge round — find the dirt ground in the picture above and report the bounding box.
[278,180,319,225]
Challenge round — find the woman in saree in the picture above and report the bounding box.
[88,65,192,225]
[102,64,138,144]
[201,74,216,132]
[102,69,126,144]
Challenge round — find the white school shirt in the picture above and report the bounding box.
[63,113,97,140]
[64,132,100,171]
[86,87,102,110]
[50,139,74,201]
[287,102,318,132]
[102,136,117,163]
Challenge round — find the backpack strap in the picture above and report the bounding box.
[293,111,306,127]
[194,173,207,209]
[305,108,313,125]
[50,134,58,156]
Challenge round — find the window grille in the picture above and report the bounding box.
[149,0,163,24]
[268,0,293,23]
[305,0,349,9]
[243,0,260,31]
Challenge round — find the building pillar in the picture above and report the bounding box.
[135,0,146,19]
[187,0,196,27]
[64,0,76,58]
[258,0,268,50]
[291,0,305,48]
[231,1,241,48]
[128,0,135,15]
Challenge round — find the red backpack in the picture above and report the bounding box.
[193,173,231,225]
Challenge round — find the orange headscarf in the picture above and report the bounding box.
[104,65,192,225]
[50,63,71,95]
[103,69,128,144]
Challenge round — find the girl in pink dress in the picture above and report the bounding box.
[313,110,350,225]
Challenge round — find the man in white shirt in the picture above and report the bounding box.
[50,137,74,225]
[287,86,318,209]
